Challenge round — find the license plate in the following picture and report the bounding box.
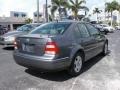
[22,44,34,52]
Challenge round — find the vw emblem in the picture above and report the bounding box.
[26,38,30,42]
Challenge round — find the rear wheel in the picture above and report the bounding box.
[102,42,108,55]
[68,53,83,76]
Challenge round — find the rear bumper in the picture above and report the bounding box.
[13,51,71,71]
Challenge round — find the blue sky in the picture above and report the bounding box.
[0,0,119,18]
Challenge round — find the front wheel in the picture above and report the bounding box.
[68,53,83,76]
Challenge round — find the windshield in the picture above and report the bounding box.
[30,22,71,35]
[17,25,34,32]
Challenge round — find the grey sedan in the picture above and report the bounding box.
[0,23,41,47]
[13,21,108,76]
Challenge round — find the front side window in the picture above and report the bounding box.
[30,22,71,35]
[86,24,100,35]
[77,24,90,38]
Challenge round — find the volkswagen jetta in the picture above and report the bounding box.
[13,21,108,76]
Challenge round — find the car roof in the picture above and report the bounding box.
[24,23,41,27]
[48,20,90,24]
[27,23,41,25]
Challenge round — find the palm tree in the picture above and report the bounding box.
[67,0,88,20]
[25,18,33,24]
[51,0,67,20]
[105,1,119,26]
[93,8,102,23]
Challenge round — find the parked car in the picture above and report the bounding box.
[115,26,120,30]
[92,24,109,35]
[0,26,9,35]
[0,23,41,47]
[13,21,108,76]
[100,24,115,33]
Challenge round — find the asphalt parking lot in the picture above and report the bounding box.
[0,30,120,90]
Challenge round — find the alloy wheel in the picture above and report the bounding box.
[74,56,82,73]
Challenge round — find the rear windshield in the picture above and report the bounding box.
[30,22,71,35]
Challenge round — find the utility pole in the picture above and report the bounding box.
[45,0,48,22]
[104,0,107,23]
[37,0,39,23]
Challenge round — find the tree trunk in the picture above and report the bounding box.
[85,11,87,16]
[72,11,75,20]
[119,10,120,26]
[105,11,106,22]
[58,7,62,20]
[74,10,78,20]
[51,14,54,21]
[97,13,98,23]
[111,11,113,26]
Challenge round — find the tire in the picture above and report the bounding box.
[102,42,108,56]
[68,53,83,76]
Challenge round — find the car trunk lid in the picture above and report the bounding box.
[16,34,53,56]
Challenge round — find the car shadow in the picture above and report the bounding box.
[3,47,14,51]
[25,52,111,82]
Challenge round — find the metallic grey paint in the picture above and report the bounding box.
[13,21,108,71]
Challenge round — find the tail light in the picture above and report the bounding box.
[14,39,18,49]
[45,42,59,55]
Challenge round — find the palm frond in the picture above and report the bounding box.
[79,6,89,11]
[52,0,60,6]
[70,0,75,5]
[93,8,102,14]
[105,1,119,12]
[78,0,86,5]
[51,5,58,15]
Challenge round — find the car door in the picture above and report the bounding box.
[74,23,97,60]
[85,23,105,55]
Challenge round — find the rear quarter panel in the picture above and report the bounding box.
[51,23,75,59]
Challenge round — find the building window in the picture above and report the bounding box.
[39,14,42,17]
[14,13,19,17]
[22,14,26,17]
[34,14,42,17]
[34,14,37,17]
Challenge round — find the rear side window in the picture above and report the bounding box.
[77,24,90,38]
[86,24,100,35]
[73,25,81,38]
[30,22,71,35]
[17,25,33,32]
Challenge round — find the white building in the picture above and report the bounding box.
[33,12,44,23]
[0,11,28,31]
[10,11,27,18]
[113,10,120,24]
